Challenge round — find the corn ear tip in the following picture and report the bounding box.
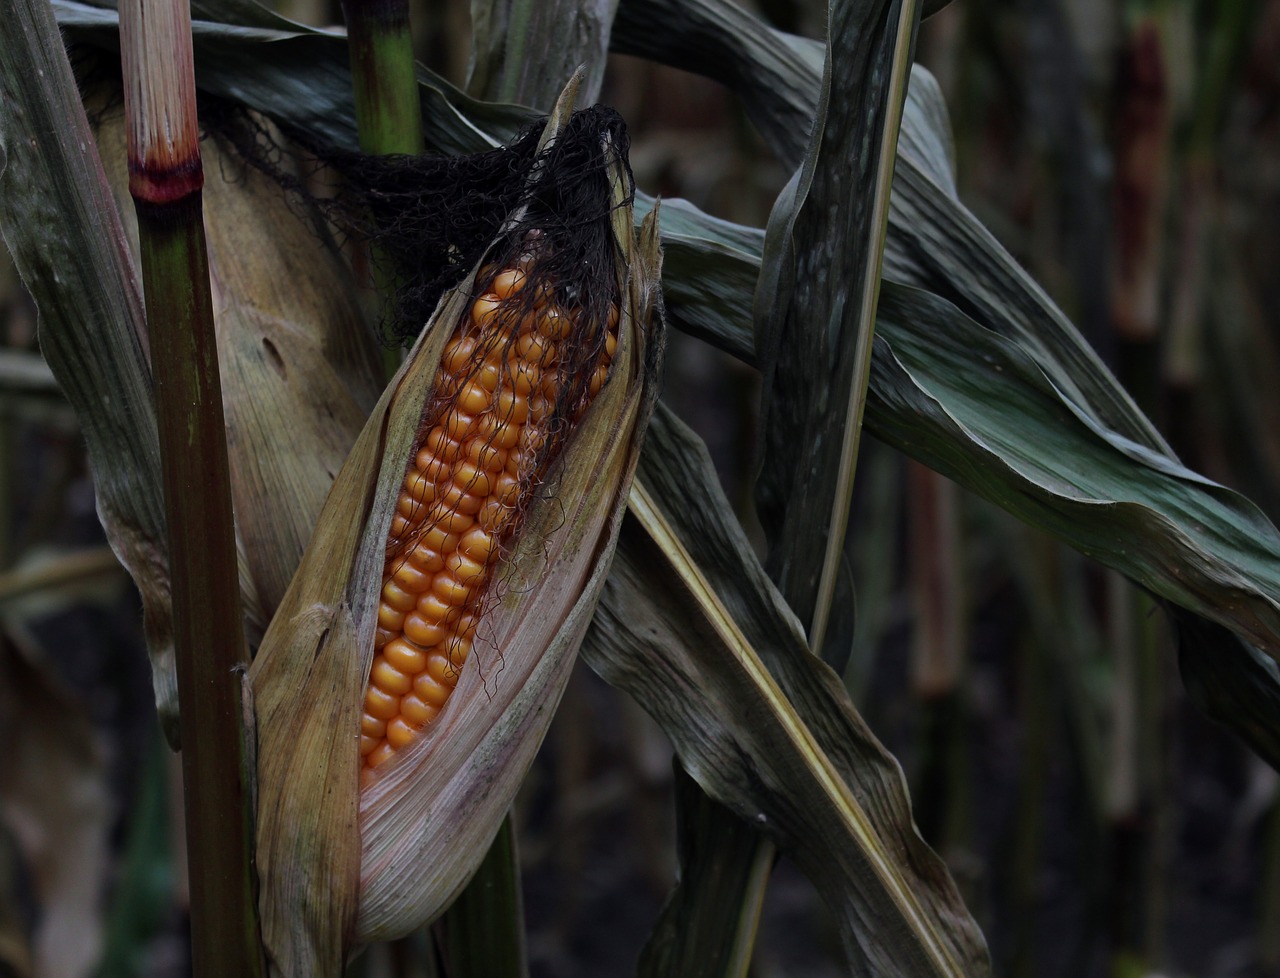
[539,70,587,152]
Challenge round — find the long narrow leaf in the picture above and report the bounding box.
[583,406,990,977]
[468,0,618,108]
[0,0,178,733]
[754,0,920,651]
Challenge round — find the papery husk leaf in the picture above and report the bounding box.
[2,4,383,740]
[249,94,663,972]
[90,97,383,641]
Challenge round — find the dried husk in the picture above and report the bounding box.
[248,94,664,973]
[90,95,384,647]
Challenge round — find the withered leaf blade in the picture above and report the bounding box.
[0,0,176,737]
[584,405,990,977]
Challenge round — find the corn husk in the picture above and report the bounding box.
[248,84,664,974]
[90,96,384,652]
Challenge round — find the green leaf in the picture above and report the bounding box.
[584,406,990,977]
[467,0,618,109]
[754,0,922,652]
[612,0,819,169]
[614,0,1280,765]
[871,283,1280,659]
[614,0,1167,453]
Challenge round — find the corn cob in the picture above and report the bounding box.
[360,252,619,772]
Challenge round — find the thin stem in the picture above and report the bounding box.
[436,815,527,977]
[119,0,263,973]
[341,0,425,156]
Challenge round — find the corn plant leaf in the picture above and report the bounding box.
[52,0,535,157]
[753,0,920,650]
[467,0,619,109]
[642,0,923,963]
[583,405,990,977]
[634,197,758,365]
[614,0,1280,762]
[612,0,819,170]
[614,0,1165,452]
[0,0,179,734]
[868,283,1280,734]
[4,4,387,739]
[614,0,951,182]
[1169,612,1280,770]
[640,180,1280,765]
[52,0,758,376]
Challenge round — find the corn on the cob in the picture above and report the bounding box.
[360,254,619,772]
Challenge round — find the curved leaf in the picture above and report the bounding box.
[467,0,619,109]
[754,0,921,651]
[612,0,1280,762]
[0,0,178,733]
[584,406,990,977]
[612,0,1166,452]
[869,283,1280,668]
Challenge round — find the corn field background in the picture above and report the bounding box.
[5,0,1280,976]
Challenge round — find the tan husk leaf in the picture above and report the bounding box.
[249,95,663,973]
[91,98,384,645]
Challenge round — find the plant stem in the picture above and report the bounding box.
[341,0,423,380]
[435,815,527,977]
[341,0,424,156]
[119,0,262,973]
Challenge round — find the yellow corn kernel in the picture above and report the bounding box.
[359,266,620,773]
[385,717,420,749]
[400,693,439,727]
[370,656,413,696]
[403,612,447,648]
[383,638,428,675]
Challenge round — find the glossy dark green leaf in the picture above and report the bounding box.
[613,0,1280,764]
[467,0,618,109]
[612,0,819,169]
[869,282,1280,664]
[753,0,921,648]
[614,0,1167,451]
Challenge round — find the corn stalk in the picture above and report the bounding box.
[117,0,262,972]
